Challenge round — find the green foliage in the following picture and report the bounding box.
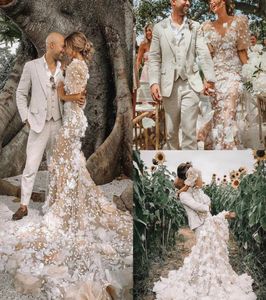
[0,46,15,89]
[133,150,186,297]
[0,14,21,46]
[204,161,266,299]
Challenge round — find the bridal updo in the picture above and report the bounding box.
[65,31,94,62]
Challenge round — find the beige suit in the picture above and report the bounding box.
[149,17,216,149]
[179,190,210,231]
[16,57,63,206]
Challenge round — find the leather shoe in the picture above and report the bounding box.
[12,206,28,221]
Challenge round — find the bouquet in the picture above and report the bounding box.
[242,44,266,95]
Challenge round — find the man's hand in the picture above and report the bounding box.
[203,81,215,96]
[76,91,86,107]
[150,84,162,103]
[25,120,30,128]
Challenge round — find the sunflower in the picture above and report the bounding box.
[232,179,240,189]
[152,158,158,165]
[253,149,266,161]
[154,151,166,164]
[230,170,236,180]
[239,166,247,176]
[221,178,227,186]
[151,165,157,173]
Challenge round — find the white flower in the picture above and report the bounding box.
[252,44,263,53]
[253,73,266,94]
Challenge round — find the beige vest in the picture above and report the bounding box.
[174,37,188,81]
[46,86,61,121]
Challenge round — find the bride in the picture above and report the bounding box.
[0,32,132,299]
[153,162,256,300]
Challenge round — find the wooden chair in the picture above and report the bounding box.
[257,94,266,148]
[133,102,166,150]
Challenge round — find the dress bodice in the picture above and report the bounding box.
[201,15,250,75]
[62,59,89,137]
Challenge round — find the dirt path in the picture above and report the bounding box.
[142,226,241,300]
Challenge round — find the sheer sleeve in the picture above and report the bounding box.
[185,167,202,187]
[236,15,250,51]
[64,59,89,94]
[200,21,214,55]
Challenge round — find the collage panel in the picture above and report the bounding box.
[133,149,266,299]
[133,0,266,151]
[0,0,133,299]
[133,0,266,300]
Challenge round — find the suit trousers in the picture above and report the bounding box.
[163,78,199,150]
[21,119,62,206]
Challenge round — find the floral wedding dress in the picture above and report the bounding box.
[0,59,132,299]
[198,15,250,150]
[153,167,256,300]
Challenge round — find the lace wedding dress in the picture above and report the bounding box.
[198,15,250,150]
[0,59,132,299]
[153,167,256,300]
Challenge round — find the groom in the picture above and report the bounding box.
[12,32,85,220]
[149,0,216,149]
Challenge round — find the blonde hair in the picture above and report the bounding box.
[143,23,153,43]
[65,32,94,62]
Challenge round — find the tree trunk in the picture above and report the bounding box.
[0,0,133,184]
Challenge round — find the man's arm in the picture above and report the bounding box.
[149,24,162,101]
[16,62,31,123]
[57,82,86,107]
[148,24,162,88]
[195,24,216,87]
[179,192,209,212]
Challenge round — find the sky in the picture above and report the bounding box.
[0,41,19,54]
[140,150,256,183]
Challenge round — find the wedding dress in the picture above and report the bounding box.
[0,59,132,299]
[199,15,250,150]
[153,167,256,300]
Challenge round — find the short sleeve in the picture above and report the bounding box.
[64,59,89,94]
[236,15,250,51]
[184,167,202,187]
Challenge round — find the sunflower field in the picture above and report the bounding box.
[204,152,266,299]
[133,151,186,298]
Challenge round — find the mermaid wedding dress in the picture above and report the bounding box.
[198,15,250,149]
[153,167,256,300]
[0,59,132,299]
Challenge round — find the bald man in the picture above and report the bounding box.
[13,32,85,220]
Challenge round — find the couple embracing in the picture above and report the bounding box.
[0,31,132,299]
[149,0,250,150]
[153,162,256,299]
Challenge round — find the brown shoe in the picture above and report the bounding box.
[12,206,28,221]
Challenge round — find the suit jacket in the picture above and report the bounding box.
[180,190,210,230]
[16,57,63,133]
[149,17,216,97]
